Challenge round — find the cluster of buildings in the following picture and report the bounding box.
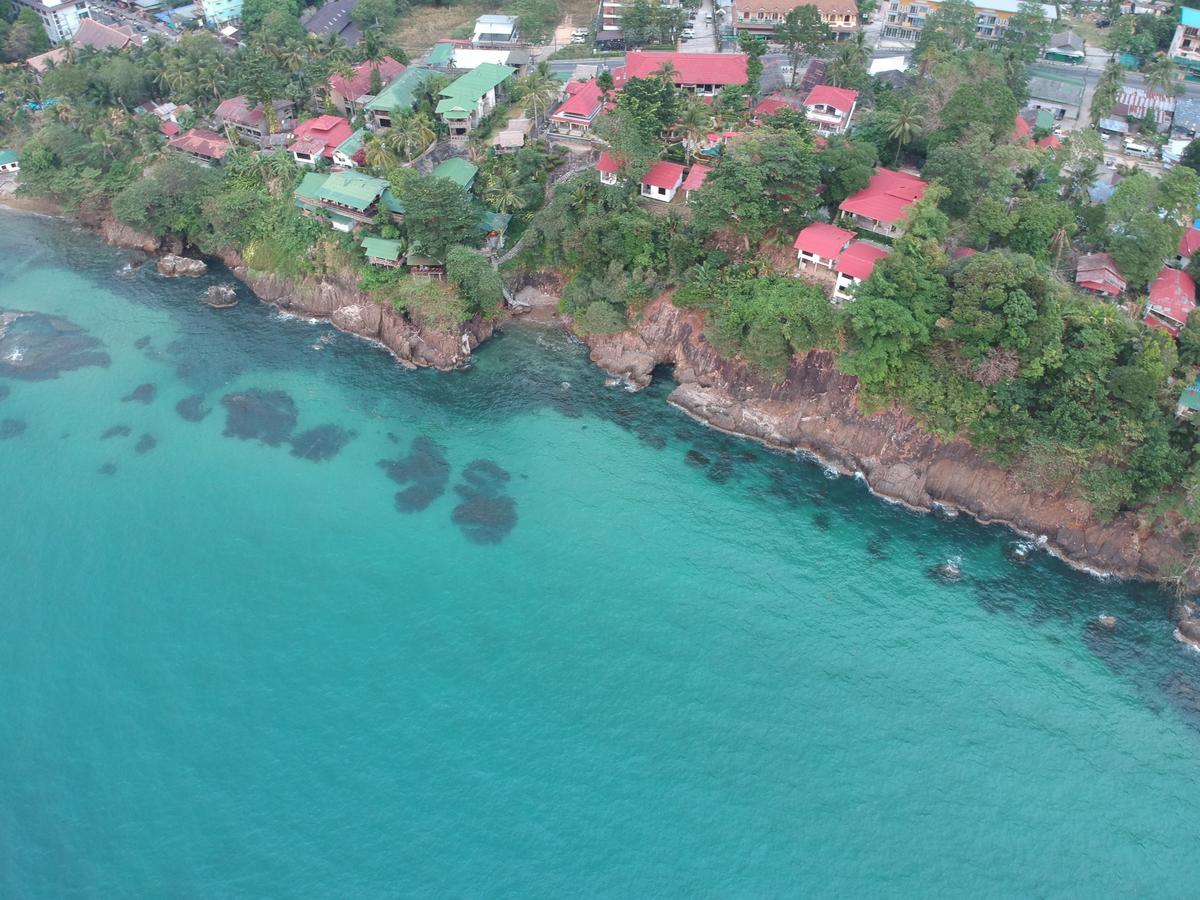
[880,0,1057,45]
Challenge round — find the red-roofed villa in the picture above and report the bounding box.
[549,79,607,136]
[794,222,856,270]
[1177,227,1200,268]
[803,85,858,135]
[681,164,711,203]
[752,95,792,122]
[838,168,927,238]
[1075,252,1127,296]
[833,241,890,302]
[640,161,687,202]
[597,150,622,185]
[168,129,232,165]
[1144,267,1197,337]
[329,57,406,117]
[289,115,355,165]
[614,51,748,96]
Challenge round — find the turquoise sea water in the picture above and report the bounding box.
[4,213,1200,897]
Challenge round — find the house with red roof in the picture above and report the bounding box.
[1176,227,1200,268]
[1011,115,1032,143]
[549,79,607,137]
[838,168,927,238]
[752,95,793,123]
[159,120,181,138]
[1075,252,1127,297]
[329,57,406,118]
[833,241,889,302]
[214,96,296,148]
[803,85,857,135]
[168,129,232,165]
[1144,267,1197,337]
[597,150,622,186]
[641,161,687,202]
[681,164,711,203]
[289,115,354,165]
[794,222,856,270]
[614,51,748,96]
[1036,133,1062,150]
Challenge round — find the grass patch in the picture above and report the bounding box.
[390,1,493,54]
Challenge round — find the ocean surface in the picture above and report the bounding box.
[3,213,1200,897]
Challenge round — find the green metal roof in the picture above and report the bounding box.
[436,62,515,115]
[0,149,17,165]
[1181,377,1200,412]
[427,42,454,66]
[477,210,511,233]
[317,171,388,211]
[430,157,478,189]
[361,236,404,261]
[329,213,356,227]
[365,66,434,114]
[294,171,329,201]
[335,128,366,159]
[1183,6,1200,27]
[380,187,404,214]
[1035,108,1053,130]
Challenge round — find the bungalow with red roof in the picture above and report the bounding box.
[329,57,406,117]
[168,129,232,165]
[549,79,606,137]
[681,164,711,203]
[752,95,792,123]
[640,161,686,202]
[1175,227,1200,268]
[214,96,296,148]
[614,51,748,96]
[289,115,354,165]
[159,120,181,138]
[1075,252,1127,296]
[1144,267,1197,337]
[833,241,889,302]
[794,222,855,270]
[838,168,927,238]
[597,150,621,186]
[803,85,857,135]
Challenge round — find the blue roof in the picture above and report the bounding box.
[1183,6,1200,27]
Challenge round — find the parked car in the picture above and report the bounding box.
[682,28,695,38]
[570,34,587,43]
[572,28,588,37]
[1097,18,1111,27]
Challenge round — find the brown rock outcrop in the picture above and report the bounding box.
[98,217,161,254]
[157,254,208,277]
[586,297,1192,586]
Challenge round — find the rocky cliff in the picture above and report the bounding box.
[221,251,494,371]
[586,297,1192,586]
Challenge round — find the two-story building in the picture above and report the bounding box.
[294,170,403,233]
[734,0,859,41]
[472,14,519,46]
[168,129,233,165]
[548,79,607,137]
[838,168,927,238]
[802,85,858,134]
[289,115,354,165]
[435,62,516,142]
[794,222,855,270]
[1144,267,1198,337]
[882,0,1056,44]
[365,67,434,130]
[11,0,91,44]
[1171,6,1200,77]
[329,57,407,118]
[214,96,296,148]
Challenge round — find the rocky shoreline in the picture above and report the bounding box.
[585,296,1196,592]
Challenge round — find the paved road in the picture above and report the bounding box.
[679,0,718,53]
[91,0,181,43]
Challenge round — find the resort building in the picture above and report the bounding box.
[329,57,406,118]
[614,51,749,96]
[1044,30,1084,64]
[362,236,404,268]
[597,150,622,185]
[214,96,295,148]
[478,211,511,252]
[1144,267,1198,337]
[294,170,403,232]
[332,128,366,168]
[493,116,533,153]
[1177,228,1200,268]
[793,222,855,270]
[198,0,241,26]
[734,0,860,41]
[365,67,434,130]
[881,0,1056,44]
[802,85,858,135]
[11,0,91,45]
[838,168,928,238]
[167,129,232,165]
[439,47,531,75]
[1025,70,1086,123]
[1075,252,1127,296]
[1177,376,1200,419]
[430,157,479,191]
[306,0,361,45]
[548,79,607,137]
[640,161,686,202]
[0,149,20,173]
[1170,7,1200,76]
[435,62,516,142]
[472,14,519,46]
[681,164,711,203]
[289,115,354,165]
[833,241,889,302]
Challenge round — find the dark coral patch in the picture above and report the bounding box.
[0,385,9,402]
[101,425,131,440]
[134,336,151,350]
[220,389,297,447]
[97,463,117,476]
[812,512,831,531]
[289,424,355,462]
[0,418,27,439]
[378,436,450,512]
[451,459,517,544]
[175,394,211,423]
[122,383,157,404]
[0,310,109,381]
[134,434,157,455]
[685,450,710,468]
[461,459,510,492]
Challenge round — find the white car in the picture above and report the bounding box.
[570,34,587,44]
[572,28,588,37]
[682,28,695,38]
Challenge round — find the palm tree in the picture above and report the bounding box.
[828,34,868,88]
[518,68,560,126]
[1145,54,1180,96]
[1049,224,1072,273]
[880,97,925,165]
[385,114,436,161]
[363,133,398,169]
[55,99,75,124]
[483,166,528,213]
[675,98,711,165]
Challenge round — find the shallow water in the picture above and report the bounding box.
[3,213,1200,897]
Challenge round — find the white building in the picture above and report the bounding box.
[198,0,242,25]
[472,14,518,45]
[12,0,90,45]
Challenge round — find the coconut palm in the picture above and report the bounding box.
[518,67,560,126]
[879,97,925,165]
[385,113,436,161]
[675,98,712,165]
[483,166,528,213]
[363,133,398,169]
[1145,54,1180,96]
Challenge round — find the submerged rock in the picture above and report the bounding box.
[122,383,156,404]
[134,434,157,455]
[101,425,131,439]
[289,424,354,462]
[685,449,710,468]
[0,310,110,381]
[175,394,211,423]
[1097,614,1118,630]
[379,436,450,512]
[451,459,518,543]
[220,389,297,447]
[157,254,207,277]
[134,336,151,350]
[97,462,117,476]
[205,284,238,308]
[0,418,26,439]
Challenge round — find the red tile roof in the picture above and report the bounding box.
[159,120,181,137]
[1146,267,1197,332]
[73,18,140,51]
[618,51,748,87]
[1036,134,1062,150]
[168,129,232,161]
[1075,252,1126,296]
[681,164,711,192]
[951,247,977,260]
[838,168,927,225]
[753,96,792,119]
[793,222,855,259]
[330,57,406,102]
[835,241,889,280]
[1180,228,1200,258]
[289,115,354,159]
[1011,115,1032,141]
[804,84,857,112]
[597,150,621,174]
[641,160,686,189]
[550,79,605,122]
